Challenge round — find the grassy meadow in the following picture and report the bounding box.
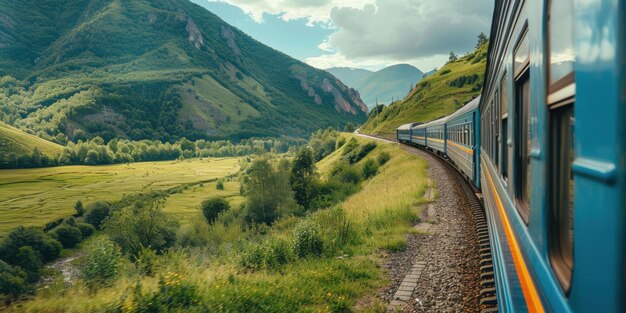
[0,121,63,162]
[0,158,242,236]
[8,134,433,312]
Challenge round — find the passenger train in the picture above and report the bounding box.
[396,0,625,311]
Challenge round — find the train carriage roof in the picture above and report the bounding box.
[412,116,448,130]
[397,123,413,131]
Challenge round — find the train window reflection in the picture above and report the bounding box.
[549,104,575,293]
[514,31,529,76]
[548,0,575,93]
[515,71,531,222]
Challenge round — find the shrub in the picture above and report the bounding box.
[237,238,293,271]
[16,246,42,283]
[341,138,358,156]
[50,225,83,249]
[216,180,224,190]
[0,260,29,299]
[439,69,451,75]
[377,152,391,166]
[292,220,324,258]
[104,200,178,258]
[136,247,159,276]
[201,198,230,225]
[76,222,95,238]
[177,218,211,247]
[264,238,292,269]
[64,216,76,226]
[362,159,379,179]
[81,238,121,291]
[314,207,358,255]
[333,162,362,185]
[347,142,377,164]
[237,242,265,271]
[129,273,201,311]
[84,201,113,229]
[0,226,62,264]
[343,122,356,133]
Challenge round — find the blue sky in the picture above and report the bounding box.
[191,0,494,72]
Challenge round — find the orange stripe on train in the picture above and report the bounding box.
[482,159,544,313]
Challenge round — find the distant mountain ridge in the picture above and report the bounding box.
[0,0,368,143]
[327,64,429,108]
[359,43,488,139]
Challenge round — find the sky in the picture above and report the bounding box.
[191,0,494,72]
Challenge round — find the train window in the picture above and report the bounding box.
[501,75,509,180]
[515,70,531,222]
[547,0,575,292]
[549,104,575,292]
[494,91,500,167]
[514,29,530,78]
[547,0,575,100]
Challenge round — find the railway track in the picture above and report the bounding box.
[357,133,497,312]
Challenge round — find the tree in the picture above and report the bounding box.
[245,157,296,225]
[476,32,488,48]
[16,246,41,282]
[343,122,356,133]
[31,147,41,167]
[104,199,179,258]
[0,260,29,299]
[75,200,85,216]
[201,198,230,224]
[290,147,317,210]
[50,225,83,249]
[0,226,62,264]
[84,201,113,229]
[449,51,458,62]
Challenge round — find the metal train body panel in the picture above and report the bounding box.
[480,0,626,311]
[396,0,625,311]
[411,127,427,146]
[446,97,480,183]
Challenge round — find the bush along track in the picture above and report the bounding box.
[3,131,431,312]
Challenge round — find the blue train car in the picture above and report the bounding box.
[445,96,480,186]
[396,123,413,144]
[480,0,626,312]
[410,124,427,147]
[415,117,447,155]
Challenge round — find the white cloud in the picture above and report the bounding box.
[305,52,448,72]
[207,0,493,70]
[207,0,375,24]
[327,0,492,60]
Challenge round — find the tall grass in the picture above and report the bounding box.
[9,135,430,312]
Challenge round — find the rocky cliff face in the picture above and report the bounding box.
[0,0,368,141]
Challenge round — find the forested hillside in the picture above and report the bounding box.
[0,0,368,143]
[360,42,488,138]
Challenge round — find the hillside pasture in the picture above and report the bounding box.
[0,121,64,164]
[0,158,242,237]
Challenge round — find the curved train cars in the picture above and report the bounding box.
[396,0,625,311]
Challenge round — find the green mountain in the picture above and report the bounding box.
[324,67,373,88]
[0,0,368,143]
[0,121,63,166]
[327,64,425,108]
[360,43,488,139]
